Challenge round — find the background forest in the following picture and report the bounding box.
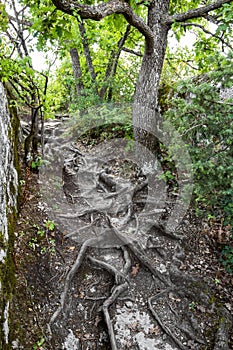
[1,0,231,272]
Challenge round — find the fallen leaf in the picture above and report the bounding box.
[196,305,206,313]
[79,291,85,299]
[128,321,139,331]
[168,292,181,302]
[149,325,160,335]
[95,315,102,327]
[131,263,139,277]
[83,333,91,339]
[69,246,76,251]
[179,263,187,270]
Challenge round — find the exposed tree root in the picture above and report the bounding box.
[64,220,99,239]
[122,246,131,274]
[88,256,127,284]
[103,282,129,350]
[48,236,102,332]
[214,307,232,350]
[148,294,186,350]
[177,324,206,345]
[43,138,232,349]
[84,296,106,301]
[109,220,172,286]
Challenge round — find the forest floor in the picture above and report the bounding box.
[11,117,233,350]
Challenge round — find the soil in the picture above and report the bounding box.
[11,118,233,350]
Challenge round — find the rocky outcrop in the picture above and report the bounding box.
[0,82,20,349]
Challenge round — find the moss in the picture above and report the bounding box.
[158,81,174,113]
[0,207,17,349]
[0,233,6,250]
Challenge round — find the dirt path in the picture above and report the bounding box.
[12,118,233,349]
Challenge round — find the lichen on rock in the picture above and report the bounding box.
[0,82,19,349]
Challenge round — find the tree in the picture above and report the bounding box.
[22,2,143,108]
[45,0,233,150]
[0,0,50,164]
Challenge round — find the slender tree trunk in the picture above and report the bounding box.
[69,47,85,96]
[133,1,170,154]
[78,20,97,85]
[24,105,40,164]
[99,24,131,100]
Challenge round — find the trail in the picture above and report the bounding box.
[13,116,232,350]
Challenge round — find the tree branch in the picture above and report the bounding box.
[202,13,220,24]
[122,47,143,57]
[180,22,233,50]
[8,14,32,28]
[165,0,233,25]
[51,0,154,46]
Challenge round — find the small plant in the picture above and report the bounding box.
[33,224,45,237]
[49,238,55,255]
[220,245,233,274]
[45,220,56,231]
[40,246,47,254]
[32,337,45,350]
[28,221,56,255]
[189,301,197,311]
[159,170,175,182]
[31,156,43,169]
[28,237,38,250]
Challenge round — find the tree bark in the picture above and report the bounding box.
[69,47,85,96]
[133,1,170,154]
[78,20,97,85]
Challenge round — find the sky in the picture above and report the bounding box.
[31,31,198,72]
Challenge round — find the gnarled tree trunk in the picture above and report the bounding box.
[133,1,170,153]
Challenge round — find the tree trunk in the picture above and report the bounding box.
[24,104,40,165]
[133,1,170,154]
[99,24,131,100]
[78,20,97,85]
[69,47,85,96]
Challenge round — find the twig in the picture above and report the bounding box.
[122,47,143,57]
[180,22,233,51]
[139,209,166,216]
